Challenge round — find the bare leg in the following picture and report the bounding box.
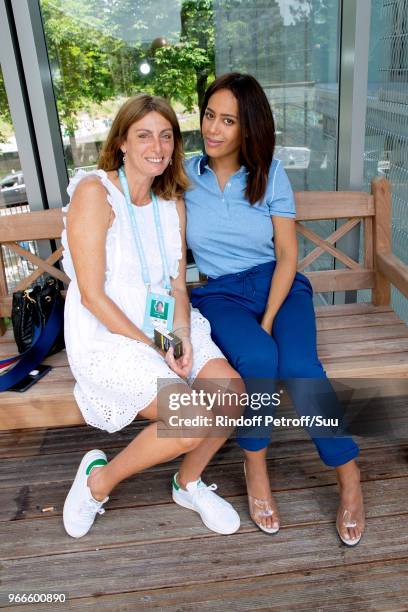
[88,383,205,501]
[177,358,245,488]
[335,459,365,544]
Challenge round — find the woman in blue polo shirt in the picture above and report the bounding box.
[184,73,365,546]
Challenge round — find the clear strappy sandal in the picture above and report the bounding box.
[244,462,280,535]
[336,505,365,546]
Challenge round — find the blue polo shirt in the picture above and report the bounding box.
[185,155,296,278]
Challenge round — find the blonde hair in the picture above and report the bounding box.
[98,94,189,199]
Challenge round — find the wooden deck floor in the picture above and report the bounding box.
[1,396,408,611]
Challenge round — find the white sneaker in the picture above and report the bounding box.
[63,449,109,538]
[172,473,240,535]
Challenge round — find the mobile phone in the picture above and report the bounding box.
[9,365,52,392]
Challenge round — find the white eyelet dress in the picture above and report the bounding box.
[62,169,225,433]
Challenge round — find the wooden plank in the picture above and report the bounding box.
[12,246,64,292]
[295,191,374,220]
[0,295,13,316]
[319,337,408,359]
[377,252,408,300]
[1,353,407,432]
[317,323,408,345]
[297,223,362,270]
[315,303,393,317]
[0,444,406,519]
[2,310,403,353]
[364,215,374,270]
[0,245,8,299]
[0,442,405,524]
[323,352,408,378]
[372,177,391,306]
[1,514,407,598]
[1,477,406,561]
[63,559,408,611]
[4,313,404,354]
[0,328,13,342]
[0,208,64,242]
[0,245,8,335]
[0,397,405,462]
[1,397,406,478]
[2,392,405,460]
[0,398,83,430]
[306,270,375,293]
[0,196,374,237]
[4,242,70,285]
[298,217,361,272]
[6,316,404,357]
[0,365,81,430]
[316,310,404,331]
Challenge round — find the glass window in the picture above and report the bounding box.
[39,0,340,298]
[0,66,27,210]
[39,0,215,174]
[215,0,340,192]
[363,0,408,322]
[40,0,340,188]
[0,65,39,292]
[215,0,340,302]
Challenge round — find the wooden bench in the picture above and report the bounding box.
[0,177,407,431]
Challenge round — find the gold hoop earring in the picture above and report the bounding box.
[122,152,127,164]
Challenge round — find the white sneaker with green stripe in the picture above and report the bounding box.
[63,449,109,538]
[172,473,240,535]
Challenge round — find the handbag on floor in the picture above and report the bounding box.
[0,277,64,392]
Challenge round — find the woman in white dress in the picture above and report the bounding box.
[62,95,243,538]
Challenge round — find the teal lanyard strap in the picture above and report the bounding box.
[151,192,171,291]
[118,166,171,291]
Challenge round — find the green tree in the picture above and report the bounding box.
[132,0,215,110]
[0,70,12,143]
[41,0,128,165]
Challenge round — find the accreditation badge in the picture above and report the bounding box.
[142,291,175,338]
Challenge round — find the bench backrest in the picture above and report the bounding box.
[0,177,392,328]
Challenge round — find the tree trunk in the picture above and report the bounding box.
[69,134,82,169]
[196,69,209,110]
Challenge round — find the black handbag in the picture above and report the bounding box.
[11,276,65,356]
[0,276,65,391]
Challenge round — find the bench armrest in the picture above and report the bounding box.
[377,252,408,299]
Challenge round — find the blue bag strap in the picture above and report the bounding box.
[0,298,63,392]
[0,325,42,368]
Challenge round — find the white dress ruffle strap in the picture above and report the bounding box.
[62,169,225,433]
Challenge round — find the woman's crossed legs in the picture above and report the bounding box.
[65,357,244,538]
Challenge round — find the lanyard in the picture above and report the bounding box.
[118,166,171,291]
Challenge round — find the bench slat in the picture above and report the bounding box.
[0,209,64,242]
[324,352,408,377]
[295,192,374,220]
[317,323,408,344]
[307,270,375,292]
[316,311,403,330]
[319,337,408,359]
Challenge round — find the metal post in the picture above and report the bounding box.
[336,0,372,303]
[0,0,45,211]
[11,0,68,209]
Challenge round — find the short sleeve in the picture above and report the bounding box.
[267,161,296,218]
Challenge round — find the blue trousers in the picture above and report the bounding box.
[191,260,359,468]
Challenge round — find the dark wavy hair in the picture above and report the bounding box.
[200,73,275,204]
[98,94,189,200]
